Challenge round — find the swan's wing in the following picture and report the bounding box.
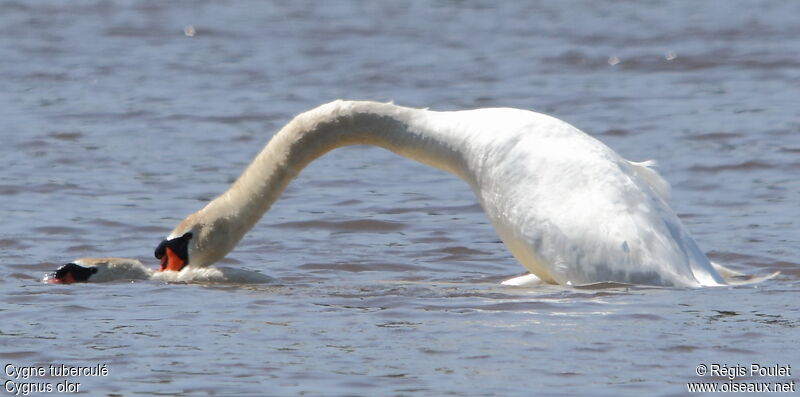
[627,160,671,202]
[451,109,723,287]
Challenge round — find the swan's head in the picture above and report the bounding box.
[45,258,151,284]
[157,212,236,271]
[46,262,98,283]
[154,231,193,272]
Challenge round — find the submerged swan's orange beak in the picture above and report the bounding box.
[159,247,185,272]
[47,272,76,284]
[45,263,98,284]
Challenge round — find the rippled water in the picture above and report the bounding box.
[1,1,798,396]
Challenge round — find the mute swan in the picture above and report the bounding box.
[45,258,150,283]
[152,100,740,287]
[44,258,274,284]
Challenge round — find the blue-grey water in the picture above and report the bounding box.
[1,1,799,396]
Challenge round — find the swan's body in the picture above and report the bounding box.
[44,258,274,284]
[159,100,731,287]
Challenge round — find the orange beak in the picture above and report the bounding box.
[159,247,186,272]
[47,272,76,284]
[46,263,97,284]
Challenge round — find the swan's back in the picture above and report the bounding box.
[420,107,724,287]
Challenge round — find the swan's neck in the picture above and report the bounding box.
[196,100,470,256]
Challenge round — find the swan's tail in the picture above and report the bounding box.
[712,262,780,286]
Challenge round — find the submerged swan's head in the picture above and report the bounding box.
[44,257,274,284]
[46,262,98,283]
[45,258,151,284]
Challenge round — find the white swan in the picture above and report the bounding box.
[153,100,738,287]
[44,258,274,284]
[45,258,150,283]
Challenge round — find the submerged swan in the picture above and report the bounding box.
[151,100,744,287]
[44,258,274,284]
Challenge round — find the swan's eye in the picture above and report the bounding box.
[46,263,98,284]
